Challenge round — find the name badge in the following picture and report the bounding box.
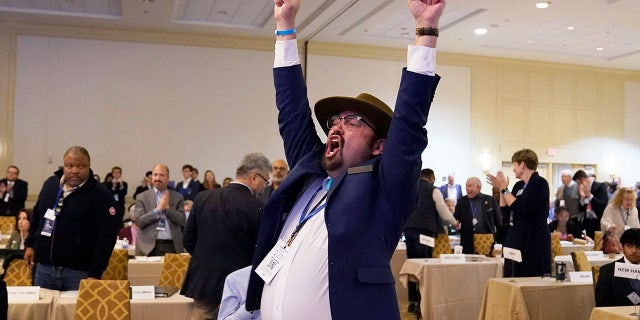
[7,286,40,301]
[503,247,523,262]
[516,189,524,196]
[255,239,290,285]
[472,218,478,226]
[628,292,640,305]
[440,254,466,264]
[419,234,435,248]
[131,286,155,300]
[569,271,593,283]
[41,209,57,237]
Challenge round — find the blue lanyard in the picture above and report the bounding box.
[469,199,477,218]
[51,186,64,216]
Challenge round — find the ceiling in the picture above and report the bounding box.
[1,0,639,71]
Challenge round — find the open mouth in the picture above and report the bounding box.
[325,135,342,158]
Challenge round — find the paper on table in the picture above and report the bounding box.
[60,291,79,298]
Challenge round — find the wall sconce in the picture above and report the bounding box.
[481,151,492,174]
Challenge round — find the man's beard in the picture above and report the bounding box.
[321,149,343,172]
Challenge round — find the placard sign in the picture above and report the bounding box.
[613,262,640,280]
[502,247,522,262]
[569,271,593,283]
[7,286,40,301]
[419,234,435,248]
[584,251,603,259]
[439,254,466,264]
[131,286,155,300]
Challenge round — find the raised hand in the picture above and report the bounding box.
[274,0,300,30]
[408,0,446,27]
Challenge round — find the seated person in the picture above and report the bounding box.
[596,228,640,306]
[548,206,582,241]
[217,266,261,320]
[8,208,31,249]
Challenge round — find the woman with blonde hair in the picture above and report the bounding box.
[601,187,639,240]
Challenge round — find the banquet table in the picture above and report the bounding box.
[399,256,503,320]
[560,241,596,255]
[391,242,408,310]
[590,306,640,320]
[479,277,595,320]
[7,288,193,319]
[554,253,621,271]
[128,256,164,285]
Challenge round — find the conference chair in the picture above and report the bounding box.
[101,249,128,281]
[473,233,494,256]
[570,251,591,272]
[591,265,601,292]
[0,216,15,235]
[1,253,31,286]
[550,232,563,261]
[158,253,191,289]
[74,279,130,320]
[593,231,603,251]
[432,234,452,258]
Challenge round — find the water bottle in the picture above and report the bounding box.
[10,240,18,249]
[122,238,129,249]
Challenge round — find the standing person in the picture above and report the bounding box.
[440,173,463,204]
[106,166,128,218]
[573,169,609,239]
[176,164,200,201]
[202,170,222,190]
[246,1,446,318]
[181,153,270,320]
[553,169,581,224]
[258,159,289,203]
[0,165,28,217]
[454,177,501,254]
[486,148,551,277]
[403,168,458,313]
[601,188,640,241]
[24,146,121,290]
[135,164,186,256]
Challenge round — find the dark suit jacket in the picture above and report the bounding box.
[175,180,200,201]
[246,65,440,319]
[454,193,501,254]
[180,184,263,303]
[596,258,637,306]
[581,181,609,238]
[0,178,28,216]
[439,183,462,201]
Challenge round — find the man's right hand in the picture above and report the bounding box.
[274,0,300,30]
[24,247,35,266]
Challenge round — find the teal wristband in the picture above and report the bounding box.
[275,28,296,36]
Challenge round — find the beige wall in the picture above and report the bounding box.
[1,23,640,201]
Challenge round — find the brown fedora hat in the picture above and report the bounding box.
[314,93,393,137]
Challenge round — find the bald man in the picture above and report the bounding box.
[258,159,289,203]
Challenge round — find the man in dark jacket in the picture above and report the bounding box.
[24,146,121,291]
[596,228,640,306]
[181,153,270,319]
[454,177,501,254]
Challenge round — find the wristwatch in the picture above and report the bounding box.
[501,188,510,195]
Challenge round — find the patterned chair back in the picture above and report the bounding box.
[593,231,603,251]
[102,249,128,280]
[2,253,31,286]
[158,253,191,289]
[570,251,591,271]
[473,233,494,256]
[432,234,452,258]
[592,265,601,292]
[0,216,15,234]
[550,232,563,260]
[73,279,130,320]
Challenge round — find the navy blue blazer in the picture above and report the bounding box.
[595,258,636,307]
[246,65,440,319]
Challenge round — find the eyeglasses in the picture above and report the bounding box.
[326,114,376,132]
[255,172,270,186]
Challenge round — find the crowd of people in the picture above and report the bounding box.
[2,0,640,319]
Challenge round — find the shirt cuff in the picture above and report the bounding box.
[274,39,300,68]
[407,45,436,76]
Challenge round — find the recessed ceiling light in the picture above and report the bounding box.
[474,28,488,35]
[596,47,604,51]
[567,26,574,30]
[536,2,550,9]
[527,40,534,44]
